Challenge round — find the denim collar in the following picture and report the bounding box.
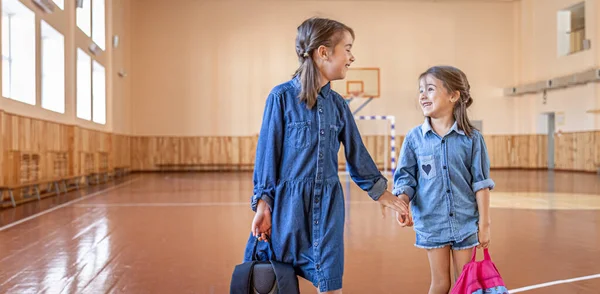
[421,117,466,137]
[292,75,331,97]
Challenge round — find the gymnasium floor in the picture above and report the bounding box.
[0,170,599,293]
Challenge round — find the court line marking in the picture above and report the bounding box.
[0,177,139,232]
[509,273,600,293]
[71,201,380,208]
[70,200,600,211]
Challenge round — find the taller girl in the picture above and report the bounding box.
[246,17,408,293]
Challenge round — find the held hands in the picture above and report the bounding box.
[395,194,413,227]
[377,190,409,219]
[251,199,272,242]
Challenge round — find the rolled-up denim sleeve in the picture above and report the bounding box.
[470,132,495,192]
[392,136,418,201]
[340,102,387,201]
[250,92,284,212]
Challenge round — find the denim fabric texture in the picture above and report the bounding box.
[393,118,495,246]
[245,76,387,292]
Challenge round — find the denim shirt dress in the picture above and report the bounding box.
[392,119,495,247]
[244,77,387,292]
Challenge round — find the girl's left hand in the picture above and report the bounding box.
[478,224,491,248]
[377,191,409,217]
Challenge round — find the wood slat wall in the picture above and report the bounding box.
[2,110,600,179]
[0,111,131,186]
[130,136,257,171]
[129,133,599,173]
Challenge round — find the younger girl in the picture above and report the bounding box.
[393,66,495,294]
[246,17,408,293]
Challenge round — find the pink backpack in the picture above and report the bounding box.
[451,248,508,294]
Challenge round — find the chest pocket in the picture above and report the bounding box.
[286,121,311,149]
[329,124,341,151]
[418,154,437,180]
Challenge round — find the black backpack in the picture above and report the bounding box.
[230,237,300,294]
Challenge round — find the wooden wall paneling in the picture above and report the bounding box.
[179,137,195,165]
[131,137,158,171]
[228,137,241,170]
[157,137,180,165]
[533,134,548,168]
[220,137,234,167]
[112,134,131,168]
[4,109,600,177]
[514,135,529,168]
[68,126,78,177]
[240,136,257,171]
[576,132,595,172]
[555,132,575,170]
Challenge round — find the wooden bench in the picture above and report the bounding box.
[0,174,84,208]
[113,166,131,178]
[0,178,61,208]
[86,152,110,184]
[1,150,84,208]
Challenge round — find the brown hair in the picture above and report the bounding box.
[294,17,355,109]
[419,66,476,136]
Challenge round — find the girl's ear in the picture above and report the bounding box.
[450,90,460,103]
[317,45,329,61]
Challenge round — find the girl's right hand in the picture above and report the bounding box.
[396,194,413,227]
[377,190,409,217]
[251,199,272,242]
[396,210,413,227]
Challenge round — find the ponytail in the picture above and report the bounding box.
[294,53,320,109]
[454,90,475,137]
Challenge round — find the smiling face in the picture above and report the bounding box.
[317,30,355,81]
[418,74,459,118]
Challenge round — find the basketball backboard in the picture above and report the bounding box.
[331,67,380,98]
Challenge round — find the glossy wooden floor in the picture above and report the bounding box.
[1,170,599,293]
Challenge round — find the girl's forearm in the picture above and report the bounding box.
[476,188,491,227]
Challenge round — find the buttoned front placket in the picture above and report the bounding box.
[313,93,325,274]
[440,134,458,241]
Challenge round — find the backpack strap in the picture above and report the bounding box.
[230,260,256,294]
[470,248,492,262]
[483,248,491,261]
[271,260,300,294]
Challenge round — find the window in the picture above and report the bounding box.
[92,0,105,50]
[77,49,106,124]
[77,0,105,50]
[557,2,587,56]
[2,0,35,105]
[41,21,65,113]
[77,48,91,120]
[92,61,105,124]
[77,0,91,37]
[52,0,64,10]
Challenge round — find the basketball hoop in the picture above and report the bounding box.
[349,91,364,99]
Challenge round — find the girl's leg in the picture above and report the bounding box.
[451,247,475,283]
[426,247,452,294]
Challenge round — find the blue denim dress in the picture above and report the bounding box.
[392,119,495,249]
[244,77,387,291]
